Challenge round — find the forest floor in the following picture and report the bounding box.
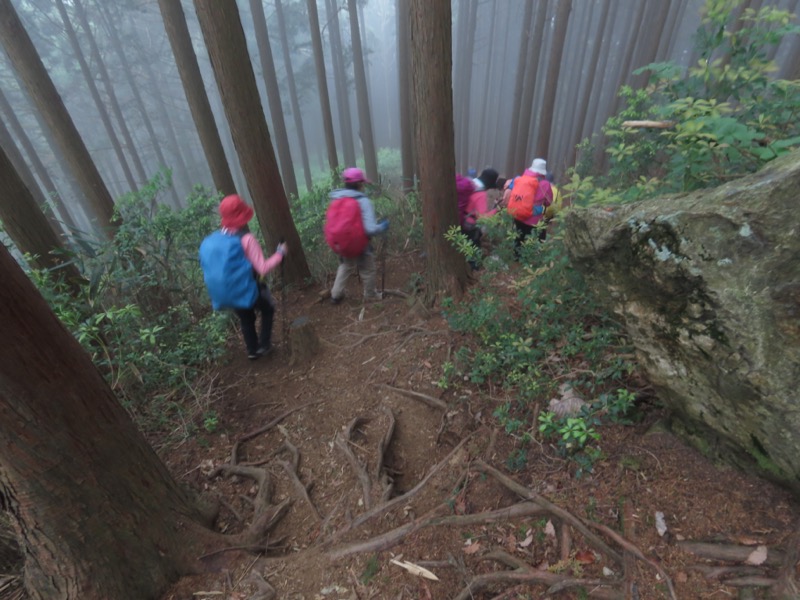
[28,249,800,600]
[150,249,800,600]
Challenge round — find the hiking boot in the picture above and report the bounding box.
[330,295,343,305]
[247,351,261,360]
[365,292,383,302]
[257,344,273,357]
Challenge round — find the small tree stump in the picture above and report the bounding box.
[289,316,319,367]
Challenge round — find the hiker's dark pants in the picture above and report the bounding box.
[513,220,534,257]
[234,284,275,354]
[462,225,482,269]
[514,220,547,257]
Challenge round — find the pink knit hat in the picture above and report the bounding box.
[219,194,253,230]
[342,167,369,184]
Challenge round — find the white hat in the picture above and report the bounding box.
[530,158,547,175]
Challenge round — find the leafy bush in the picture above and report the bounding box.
[442,219,637,474]
[28,176,232,433]
[574,0,800,204]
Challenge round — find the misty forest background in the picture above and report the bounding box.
[3,0,798,235]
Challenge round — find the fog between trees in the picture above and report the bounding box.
[1,0,799,238]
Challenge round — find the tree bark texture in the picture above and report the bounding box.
[0,127,73,263]
[0,87,77,231]
[513,0,549,173]
[249,0,299,200]
[534,0,572,161]
[0,0,116,235]
[396,0,414,192]
[0,243,216,599]
[95,0,182,208]
[158,0,235,196]
[408,0,467,303]
[275,0,313,192]
[53,0,138,193]
[306,0,339,173]
[504,0,534,175]
[192,0,311,283]
[72,0,148,185]
[347,0,379,182]
[325,0,356,167]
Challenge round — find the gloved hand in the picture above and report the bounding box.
[378,219,390,234]
[276,242,288,256]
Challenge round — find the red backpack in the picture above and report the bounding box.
[324,194,369,258]
[506,175,540,221]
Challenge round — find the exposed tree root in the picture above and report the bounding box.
[679,526,800,597]
[474,460,623,565]
[340,434,472,535]
[335,416,374,510]
[452,551,622,600]
[378,383,447,410]
[238,398,330,445]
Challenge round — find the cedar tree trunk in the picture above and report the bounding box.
[409,0,467,303]
[0,243,219,600]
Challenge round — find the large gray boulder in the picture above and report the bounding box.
[564,151,800,494]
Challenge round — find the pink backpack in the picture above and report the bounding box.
[324,194,369,258]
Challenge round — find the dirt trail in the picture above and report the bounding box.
[161,252,800,600]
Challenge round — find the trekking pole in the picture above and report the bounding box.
[379,231,387,295]
[279,238,289,350]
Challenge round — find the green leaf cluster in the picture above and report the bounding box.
[580,0,800,203]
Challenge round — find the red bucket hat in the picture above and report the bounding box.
[219,194,254,230]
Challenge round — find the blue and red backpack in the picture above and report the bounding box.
[199,231,258,310]
[324,192,369,258]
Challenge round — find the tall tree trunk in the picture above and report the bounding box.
[475,4,497,170]
[347,0,379,181]
[0,141,85,285]
[0,0,116,235]
[0,241,227,600]
[581,0,618,149]
[53,0,138,194]
[306,0,338,173]
[610,0,652,116]
[534,0,572,161]
[456,0,478,173]
[451,0,467,171]
[325,0,356,167]
[513,0,549,173]
[157,0,235,195]
[275,0,313,192]
[573,0,610,149]
[504,0,534,175]
[408,0,467,304]
[192,0,310,283]
[72,0,148,185]
[396,0,414,192]
[249,0,299,200]
[0,86,77,231]
[0,120,64,241]
[141,57,193,202]
[94,0,182,208]
[629,0,673,90]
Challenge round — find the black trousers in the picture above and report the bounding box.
[234,284,275,354]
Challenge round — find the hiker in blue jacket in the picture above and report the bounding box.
[328,167,388,304]
[211,194,287,360]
